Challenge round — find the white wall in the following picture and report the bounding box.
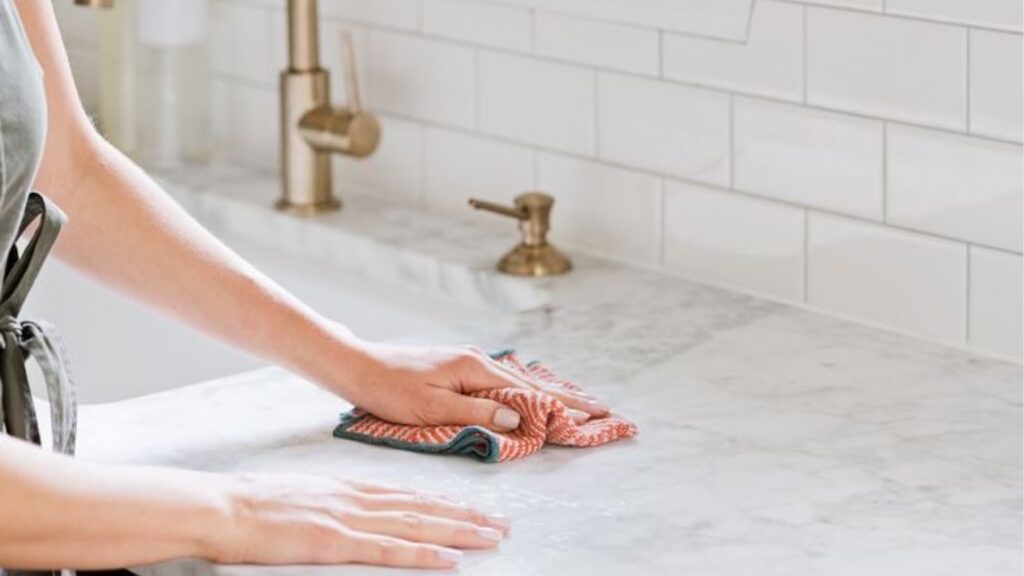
[55,0,1023,361]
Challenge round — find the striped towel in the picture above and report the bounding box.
[333,351,637,463]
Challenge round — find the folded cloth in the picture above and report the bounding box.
[333,351,637,463]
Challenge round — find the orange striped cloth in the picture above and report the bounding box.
[333,351,637,463]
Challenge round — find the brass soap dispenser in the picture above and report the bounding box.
[468,192,573,277]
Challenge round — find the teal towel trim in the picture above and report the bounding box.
[333,411,502,463]
[332,349,520,463]
[331,348,520,459]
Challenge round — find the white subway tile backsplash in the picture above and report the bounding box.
[83,0,1021,357]
[886,0,1023,32]
[211,1,276,84]
[598,73,731,185]
[216,83,279,170]
[662,0,804,102]
[367,31,476,129]
[319,0,420,31]
[663,181,805,301]
[734,97,884,220]
[534,12,659,76]
[808,213,968,343]
[969,247,1023,359]
[335,115,421,202]
[478,52,595,155]
[887,124,1023,252]
[423,128,535,220]
[423,0,532,52]
[970,30,1024,143]
[806,8,967,131]
[537,153,661,265]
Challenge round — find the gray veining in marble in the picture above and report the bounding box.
[44,166,1020,576]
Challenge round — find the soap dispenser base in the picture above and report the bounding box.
[498,244,573,277]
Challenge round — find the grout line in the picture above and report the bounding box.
[472,48,482,131]
[593,71,601,159]
[965,28,972,134]
[803,209,810,302]
[801,4,808,105]
[965,244,973,344]
[881,122,889,222]
[728,93,736,189]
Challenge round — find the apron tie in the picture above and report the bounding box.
[0,192,75,456]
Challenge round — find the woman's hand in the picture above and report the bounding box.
[211,473,510,569]
[307,335,609,432]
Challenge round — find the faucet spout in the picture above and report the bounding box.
[278,1,380,215]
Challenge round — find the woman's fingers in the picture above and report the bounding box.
[545,387,609,418]
[345,511,503,549]
[428,391,522,433]
[341,532,463,569]
[359,493,512,534]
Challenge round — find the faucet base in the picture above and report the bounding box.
[274,196,342,216]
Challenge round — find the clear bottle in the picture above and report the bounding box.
[97,0,211,169]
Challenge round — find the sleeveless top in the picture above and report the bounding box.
[2,2,77,575]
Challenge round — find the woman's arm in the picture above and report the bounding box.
[15,1,606,428]
[0,435,506,570]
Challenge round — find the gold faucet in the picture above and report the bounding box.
[74,0,380,215]
[279,0,380,215]
[469,193,573,277]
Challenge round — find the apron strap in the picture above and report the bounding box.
[0,192,75,456]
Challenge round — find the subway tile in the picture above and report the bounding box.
[969,247,1023,359]
[534,12,658,76]
[215,81,279,170]
[662,1,804,102]
[479,52,595,155]
[598,73,730,185]
[663,181,805,301]
[734,97,884,220]
[537,153,661,265]
[887,124,1023,252]
[334,115,421,202]
[319,0,420,31]
[808,213,967,343]
[970,30,1023,142]
[210,0,276,85]
[423,0,531,51]
[423,128,535,221]
[806,8,967,131]
[367,31,476,129]
[886,0,1022,32]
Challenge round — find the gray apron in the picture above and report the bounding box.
[0,193,77,576]
[1,0,79,574]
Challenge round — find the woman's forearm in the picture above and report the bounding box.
[0,436,226,569]
[38,135,360,381]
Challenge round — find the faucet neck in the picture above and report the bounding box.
[288,0,321,72]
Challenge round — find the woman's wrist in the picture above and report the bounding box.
[277,312,378,399]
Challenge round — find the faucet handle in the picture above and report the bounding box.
[339,30,364,114]
[468,192,572,277]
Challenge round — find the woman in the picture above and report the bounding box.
[0,1,607,571]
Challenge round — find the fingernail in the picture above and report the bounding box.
[478,527,503,542]
[494,408,521,430]
[587,399,610,413]
[436,548,463,565]
[485,513,512,531]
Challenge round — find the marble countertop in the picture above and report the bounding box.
[63,167,1022,575]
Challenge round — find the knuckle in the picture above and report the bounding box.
[400,511,426,538]
[376,537,404,565]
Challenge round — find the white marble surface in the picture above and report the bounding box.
[58,167,1022,575]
